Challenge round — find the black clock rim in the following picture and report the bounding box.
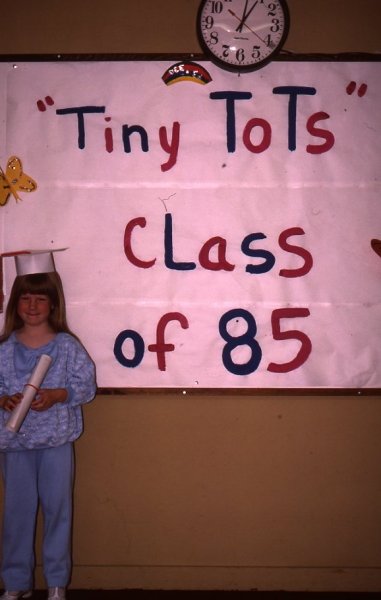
[196,0,290,73]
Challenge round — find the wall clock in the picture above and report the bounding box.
[197,0,290,73]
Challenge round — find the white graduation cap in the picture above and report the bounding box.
[0,249,67,312]
[1,248,67,276]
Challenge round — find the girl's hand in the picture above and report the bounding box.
[0,393,23,412]
[31,388,68,412]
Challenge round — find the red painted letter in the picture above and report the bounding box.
[124,217,156,268]
[148,312,189,371]
[278,227,313,278]
[306,111,335,154]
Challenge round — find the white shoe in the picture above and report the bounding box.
[47,588,66,600]
[0,593,32,600]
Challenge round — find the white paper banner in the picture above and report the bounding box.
[0,60,380,388]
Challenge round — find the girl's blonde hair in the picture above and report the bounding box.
[0,271,77,342]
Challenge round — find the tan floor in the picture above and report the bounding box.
[26,590,381,599]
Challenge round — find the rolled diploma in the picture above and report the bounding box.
[6,354,52,433]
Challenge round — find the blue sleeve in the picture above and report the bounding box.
[64,337,97,406]
[0,343,9,397]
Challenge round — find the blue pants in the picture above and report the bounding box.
[1,443,74,590]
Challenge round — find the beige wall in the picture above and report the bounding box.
[0,0,381,54]
[1,0,381,592]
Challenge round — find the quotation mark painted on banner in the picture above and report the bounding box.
[346,81,368,97]
[37,96,55,111]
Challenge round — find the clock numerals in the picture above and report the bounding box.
[235,48,246,64]
[222,44,230,58]
[270,18,280,32]
[204,15,214,29]
[209,31,219,45]
[265,34,276,49]
[252,45,261,59]
[210,0,230,13]
[224,44,263,62]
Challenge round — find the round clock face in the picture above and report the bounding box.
[197,0,290,72]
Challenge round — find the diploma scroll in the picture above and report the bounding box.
[6,354,52,433]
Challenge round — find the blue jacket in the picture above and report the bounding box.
[0,332,96,450]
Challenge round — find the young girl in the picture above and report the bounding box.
[0,252,96,600]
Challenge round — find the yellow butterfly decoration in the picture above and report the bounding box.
[0,156,37,206]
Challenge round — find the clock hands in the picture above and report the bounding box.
[228,3,265,44]
[235,0,249,33]
[235,0,258,33]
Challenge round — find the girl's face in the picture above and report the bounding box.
[17,293,52,327]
